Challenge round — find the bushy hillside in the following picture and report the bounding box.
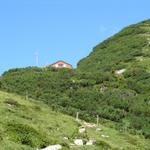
[78,19,150,72]
[0,67,130,123]
[77,19,150,138]
[0,91,150,150]
[0,19,150,141]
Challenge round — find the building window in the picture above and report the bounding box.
[58,64,64,67]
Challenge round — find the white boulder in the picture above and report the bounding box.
[40,144,62,150]
[101,134,109,138]
[115,69,126,75]
[83,122,96,128]
[63,137,68,140]
[79,127,86,133]
[96,128,102,131]
[74,139,83,145]
[86,139,94,145]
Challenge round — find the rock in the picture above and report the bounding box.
[63,137,68,140]
[101,134,109,138]
[83,122,96,128]
[100,85,107,93]
[115,69,126,75]
[96,128,102,131]
[74,139,83,145]
[40,144,62,150]
[86,139,94,145]
[72,80,76,83]
[79,127,86,133]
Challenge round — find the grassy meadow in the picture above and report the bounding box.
[0,91,150,150]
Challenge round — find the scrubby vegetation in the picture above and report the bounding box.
[0,19,150,148]
[78,19,150,138]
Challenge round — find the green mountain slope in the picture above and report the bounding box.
[0,91,150,150]
[78,19,150,72]
[77,19,150,138]
[0,19,150,143]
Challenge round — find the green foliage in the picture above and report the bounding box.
[77,19,150,138]
[6,123,50,147]
[95,140,111,150]
[1,19,150,141]
[4,98,21,107]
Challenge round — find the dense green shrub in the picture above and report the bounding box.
[4,99,21,107]
[6,123,52,148]
[95,140,111,149]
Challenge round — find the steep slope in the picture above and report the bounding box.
[0,91,150,150]
[78,19,150,72]
[77,19,150,138]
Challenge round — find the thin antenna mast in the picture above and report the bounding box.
[35,52,39,66]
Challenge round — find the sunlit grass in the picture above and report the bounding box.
[0,91,150,150]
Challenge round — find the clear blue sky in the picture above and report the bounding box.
[0,0,150,74]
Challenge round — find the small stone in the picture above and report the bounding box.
[83,122,96,128]
[74,139,83,145]
[79,128,86,133]
[101,134,109,138]
[86,139,94,145]
[115,69,126,75]
[63,137,68,140]
[96,128,102,131]
[40,144,62,150]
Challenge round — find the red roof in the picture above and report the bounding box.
[49,60,73,67]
